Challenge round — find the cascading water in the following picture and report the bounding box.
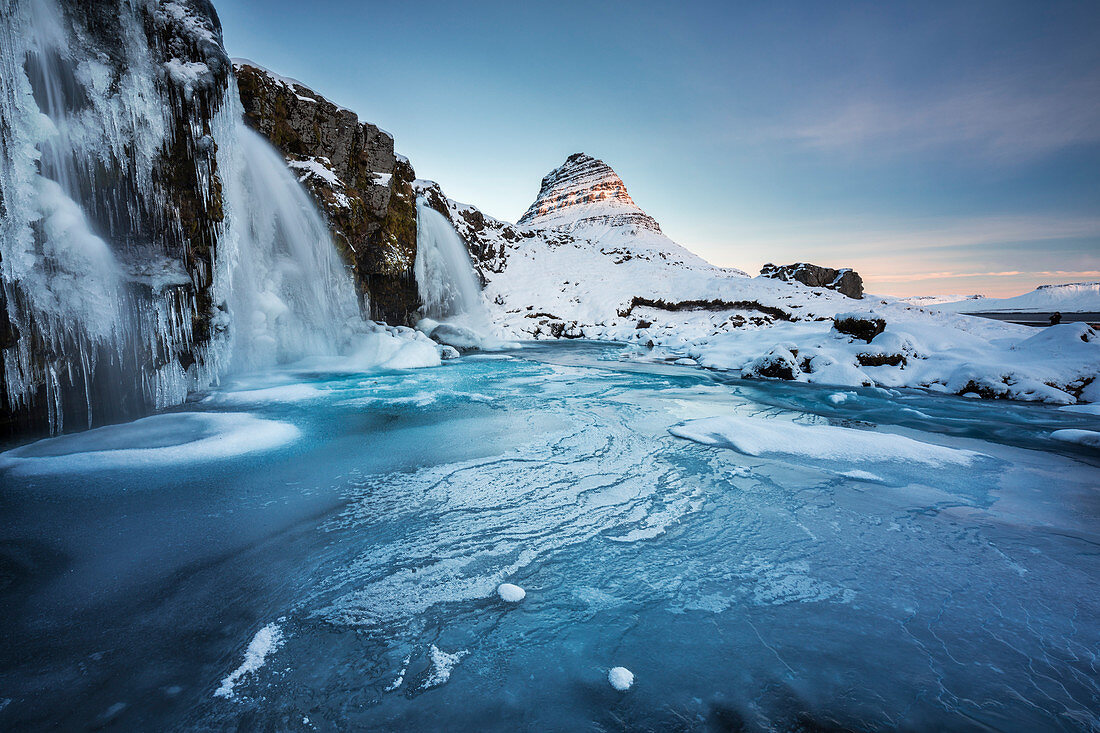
[0,0,363,434]
[211,103,360,373]
[414,199,505,349]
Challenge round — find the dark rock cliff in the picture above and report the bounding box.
[234,62,421,324]
[760,262,864,299]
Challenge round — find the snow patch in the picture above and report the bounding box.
[214,622,284,700]
[0,413,300,475]
[421,645,467,690]
[1050,429,1100,449]
[497,583,526,602]
[608,666,634,691]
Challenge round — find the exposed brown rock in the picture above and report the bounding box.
[833,314,886,343]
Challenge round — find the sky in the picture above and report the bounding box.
[215,0,1100,297]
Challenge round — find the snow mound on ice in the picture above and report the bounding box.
[344,330,442,371]
[669,414,980,467]
[608,666,634,691]
[0,413,300,475]
[214,622,284,700]
[497,583,526,602]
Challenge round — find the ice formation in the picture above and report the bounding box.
[214,622,284,699]
[421,645,468,690]
[0,0,368,434]
[668,414,982,467]
[0,412,300,475]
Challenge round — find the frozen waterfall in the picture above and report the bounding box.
[0,0,362,433]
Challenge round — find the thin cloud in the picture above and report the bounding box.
[724,213,1100,255]
[763,75,1100,162]
[867,270,1100,283]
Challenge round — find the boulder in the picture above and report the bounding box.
[833,313,886,343]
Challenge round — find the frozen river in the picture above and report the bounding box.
[0,342,1097,731]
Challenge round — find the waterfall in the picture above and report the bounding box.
[414,199,504,349]
[211,99,360,373]
[0,0,362,433]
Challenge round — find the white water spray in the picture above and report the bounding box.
[212,108,360,373]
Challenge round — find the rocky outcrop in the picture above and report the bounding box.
[518,152,662,234]
[234,62,420,324]
[760,262,864,299]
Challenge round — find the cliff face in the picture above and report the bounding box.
[0,0,233,436]
[233,62,420,324]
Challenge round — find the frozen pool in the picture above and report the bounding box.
[0,342,1097,730]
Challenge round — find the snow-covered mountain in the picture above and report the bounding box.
[931,282,1100,313]
[518,152,663,234]
[899,294,986,307]
[417,155,1099,404]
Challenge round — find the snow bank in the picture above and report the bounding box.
[683,319,1096,404]
[214,622,284,699]
[1050,429,1100,449]
[0,413,299,475]
[669,414,981,467]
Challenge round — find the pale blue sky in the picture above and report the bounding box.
[216,0,1100,296]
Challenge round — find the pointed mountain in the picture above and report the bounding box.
[518,153,662,233]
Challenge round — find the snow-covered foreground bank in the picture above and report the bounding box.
[482,241,1100,403]
[0,342,1097,731]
